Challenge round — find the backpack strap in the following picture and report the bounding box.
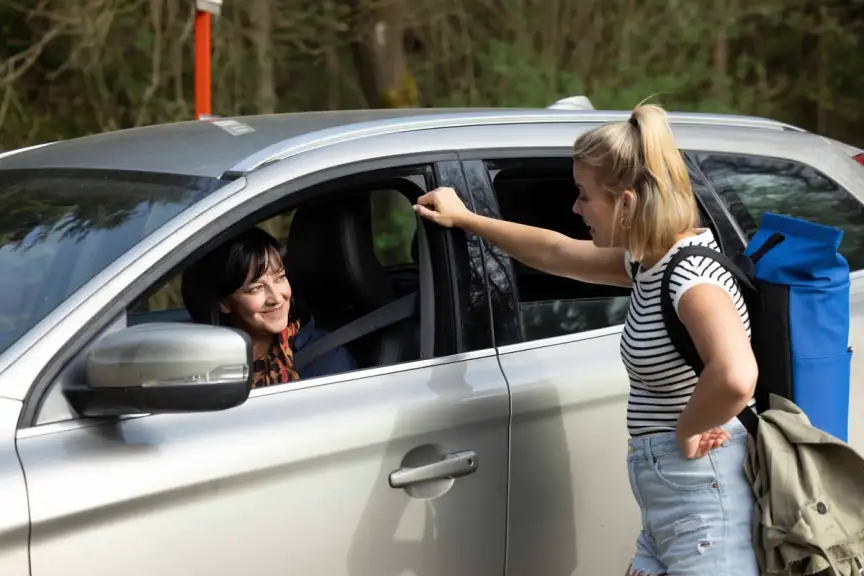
[659,245,759,436]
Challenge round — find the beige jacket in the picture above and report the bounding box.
[745,395,864,575]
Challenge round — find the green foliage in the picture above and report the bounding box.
[371,190,416,267]
[449,39,585,108]
[1,0,863,150]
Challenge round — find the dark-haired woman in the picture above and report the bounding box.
[181,227,356,388]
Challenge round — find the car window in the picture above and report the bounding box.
[138,188,419,314]
[0,168,226,357]
[128,172,443,370]
[485,158,631,342]
[370,189,417,268]
[692,152,864,270]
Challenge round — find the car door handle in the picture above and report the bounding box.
[389,450,478,488]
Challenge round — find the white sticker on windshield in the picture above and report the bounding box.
[210,119,255,136]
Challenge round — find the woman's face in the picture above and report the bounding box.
[219,249,292,339]
[571,161,629,248]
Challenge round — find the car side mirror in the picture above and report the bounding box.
[62,323,253,417]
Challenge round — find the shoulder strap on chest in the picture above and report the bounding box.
[659,246,749,370]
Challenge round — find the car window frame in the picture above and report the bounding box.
[457,147,739,348]
[18,152,473,429]
[129,175,429,320]
[434,160,495,353]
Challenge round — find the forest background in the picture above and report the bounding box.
[1,0,862,313]
[1,0,862,150]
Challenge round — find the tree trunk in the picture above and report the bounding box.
[348,0,417,108]
[816,3,828,134]
[712,0,730,103]
[250,0,276,114]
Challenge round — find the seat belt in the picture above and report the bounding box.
[293,210,436,372]
[292,291,418,373]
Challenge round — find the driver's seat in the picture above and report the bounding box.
[284,194,419,369]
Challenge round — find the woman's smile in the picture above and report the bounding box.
[261,301,287,317]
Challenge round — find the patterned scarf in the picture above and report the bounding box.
[250,319,302,389]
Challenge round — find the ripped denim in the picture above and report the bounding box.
[626,421,759,575]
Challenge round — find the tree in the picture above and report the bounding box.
[346,0,417,108]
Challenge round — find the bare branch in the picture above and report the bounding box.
[135,0,165,126]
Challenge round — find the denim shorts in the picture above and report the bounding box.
[626,421,759,575]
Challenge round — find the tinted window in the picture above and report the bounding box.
[0,169,225,356]
[693,153,864,270]
[485,158,630,342]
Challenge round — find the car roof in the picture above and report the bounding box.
[0,108,806,180]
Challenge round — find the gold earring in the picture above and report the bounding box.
[620,216,632,230]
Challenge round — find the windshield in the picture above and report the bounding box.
[0,168,227,357]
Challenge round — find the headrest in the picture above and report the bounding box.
[284,194,396,327]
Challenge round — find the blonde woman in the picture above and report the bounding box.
[413,104,758,575]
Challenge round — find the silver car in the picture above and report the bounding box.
[0,106,862,576]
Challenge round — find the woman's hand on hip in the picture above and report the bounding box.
[677,426,730,459]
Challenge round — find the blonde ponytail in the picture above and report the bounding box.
[572,103,699,261]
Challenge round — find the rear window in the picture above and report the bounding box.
[0,169,226,357]
[691,152,864,270]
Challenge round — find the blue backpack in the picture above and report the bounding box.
[659,212,852,441]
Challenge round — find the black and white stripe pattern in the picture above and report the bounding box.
[622,229,753,438]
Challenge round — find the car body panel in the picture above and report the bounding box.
[496,327,635,575]
[18,353,510,576]
[821,135,863,157]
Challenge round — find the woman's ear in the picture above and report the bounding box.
[219,299,232,315]
[621,189,638,218]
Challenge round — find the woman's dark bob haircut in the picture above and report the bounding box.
[181,227,285,326]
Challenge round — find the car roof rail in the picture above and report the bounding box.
[225,108,808,177]
[0,142,54,161]
[547,95,595,110]
[544,95,805,132]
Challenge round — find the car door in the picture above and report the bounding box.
[457,148,738,576]
[13,153,510,576]
[455,152,637,576]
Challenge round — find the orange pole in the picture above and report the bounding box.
[195,11,211,119]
